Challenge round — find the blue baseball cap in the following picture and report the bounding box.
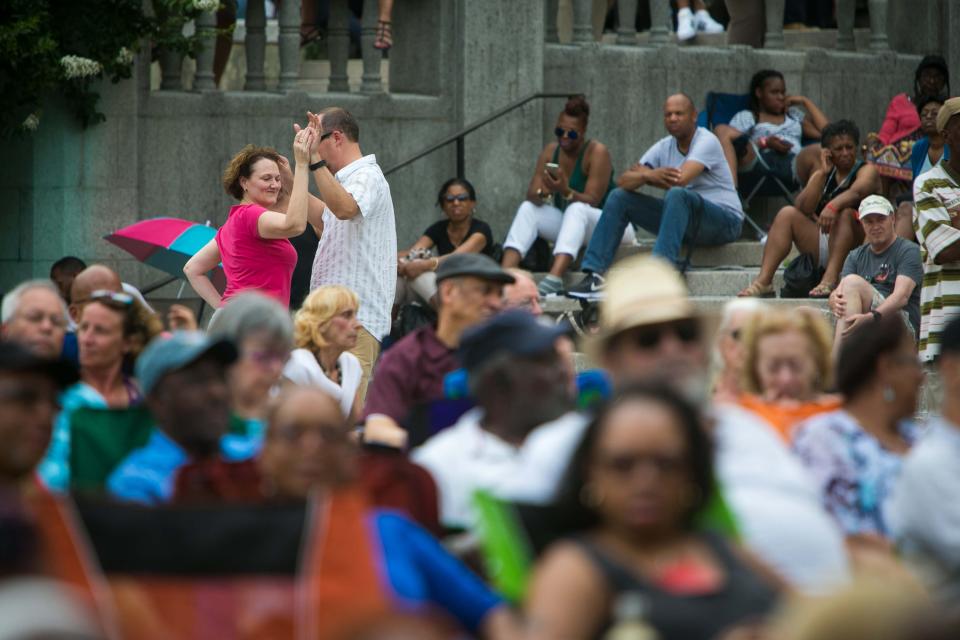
[136,331,237,396]
[458,310,568,372]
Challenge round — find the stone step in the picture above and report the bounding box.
[536,268,787,297]
[543,294,834,325]
[611,239,797,269]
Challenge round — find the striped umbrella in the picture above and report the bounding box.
[104,217,226,293]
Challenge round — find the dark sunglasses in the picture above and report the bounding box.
[617,319,700,351]
[443,194,471,203]
[319,130,335,142]
[554,127,580,140]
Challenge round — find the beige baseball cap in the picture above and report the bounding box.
[856,194,894,220]
[936,97,960,132]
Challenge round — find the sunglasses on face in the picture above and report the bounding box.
[555,127,580,140]
[617,319,701,351]
[444,194,471,203]
[318,130,335,142]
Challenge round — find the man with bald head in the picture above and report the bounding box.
[68,264,123,325]
[568,93,744,296]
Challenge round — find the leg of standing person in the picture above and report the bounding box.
[502,202,564,268]
[374,0,394,49]
[213,0,238,86]
[351,326,381,404]
[725,0,765,47]
[895,201,917,241]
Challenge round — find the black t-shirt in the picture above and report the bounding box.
[422,217,495,257]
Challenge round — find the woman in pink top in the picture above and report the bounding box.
[185,128,317,308]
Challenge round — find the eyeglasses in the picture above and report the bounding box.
[443,194,471,203]
[597,452,686,477]
[15,310,68,330]
[319,130,335,142]
[555,127,580,140]
[730,328,742,341]
[617,319,700,351]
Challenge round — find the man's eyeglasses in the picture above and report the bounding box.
[616,319,700,351]
[319,130,335,142]
[555,127,580,140]
[443,194,471,203]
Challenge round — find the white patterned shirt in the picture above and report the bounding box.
[913,160,960,361]
[310,155,397,339]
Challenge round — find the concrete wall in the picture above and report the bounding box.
[0,0,939,293]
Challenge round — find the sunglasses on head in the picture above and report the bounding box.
[88,290,134,307]
[444,194,471,203]
[617,318,700,351]
[555,127,580,140]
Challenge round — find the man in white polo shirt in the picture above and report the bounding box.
[300,107,397,399]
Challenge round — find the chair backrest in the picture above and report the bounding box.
[69,406,155,493]
[697,92,751,130]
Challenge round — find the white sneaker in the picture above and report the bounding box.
[676,8,696,41]
[696,9,725,34]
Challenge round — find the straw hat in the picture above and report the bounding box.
[584,255,710,361]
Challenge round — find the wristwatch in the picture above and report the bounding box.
[309,159,327,171]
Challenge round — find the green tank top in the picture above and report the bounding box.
[550,139,616,210]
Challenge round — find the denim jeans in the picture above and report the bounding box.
[581,187,744,272]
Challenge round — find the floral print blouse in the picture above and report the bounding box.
[792,409,919,538]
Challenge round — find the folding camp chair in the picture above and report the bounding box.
[698,91,805,241]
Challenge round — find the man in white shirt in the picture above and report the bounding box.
[568,93,743,297]
[585,254,849,594]
[300,107,397,399]
[891,316,960,599]
[412,310,588,530]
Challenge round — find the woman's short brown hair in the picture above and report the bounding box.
[741,306,834,395]
[222,145,283,200]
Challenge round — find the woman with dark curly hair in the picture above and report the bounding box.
[525,384,782,640]
[501,95,629,297]
[185,128,317,309]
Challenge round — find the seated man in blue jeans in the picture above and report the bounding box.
[567,93,744,298]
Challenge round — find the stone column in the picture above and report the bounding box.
[867,0,890,52]
[648,0,670,46]
[360,0,383,93]
[617,0,638,45]
[328,0,350,92]
[193,9,217,91]
[278,0,301,91]
[245,0,267,90]
[158,50,182,90]
[763,0,785,48]
[572,0,593,44]
[545,0,559,43]
[836,0,856,51]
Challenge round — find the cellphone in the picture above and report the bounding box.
[545,162,560,177]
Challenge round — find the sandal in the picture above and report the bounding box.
[373,20,393,50]
[808,282,835,298]
[737,280,775,298]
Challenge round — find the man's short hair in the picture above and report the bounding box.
[50,256,86,277]
[821,119,861,147]
[1,280,68,324]
[320,107,360,142]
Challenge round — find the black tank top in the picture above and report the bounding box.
[576,532,778,640]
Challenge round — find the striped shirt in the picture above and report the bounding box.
[913,160,960,361]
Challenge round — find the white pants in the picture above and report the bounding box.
[395,270,437,306]
[503,200,635,258]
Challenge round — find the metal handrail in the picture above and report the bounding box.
[383,92,572,178]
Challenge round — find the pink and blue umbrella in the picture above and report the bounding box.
[104,217,226,293]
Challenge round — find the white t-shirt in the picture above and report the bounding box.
[412,409,589,529]
[282,348,362,418]
[310,155,397,340]
[639,127,744,218]
[712,403,850,594]
[729,107,806,152]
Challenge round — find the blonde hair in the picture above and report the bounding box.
[222,145,283,200]
[741,306,833,394]
[293,285,359,351]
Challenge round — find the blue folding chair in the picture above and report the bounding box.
[699,91,804,241]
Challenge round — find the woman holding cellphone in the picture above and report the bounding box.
[501,95,632,297]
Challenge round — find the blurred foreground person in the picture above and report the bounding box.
[525,385,781,640]
[711,298,766,403]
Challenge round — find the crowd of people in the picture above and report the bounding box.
[4,63,960,638]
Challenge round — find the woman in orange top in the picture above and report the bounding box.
[738,307,841,442]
